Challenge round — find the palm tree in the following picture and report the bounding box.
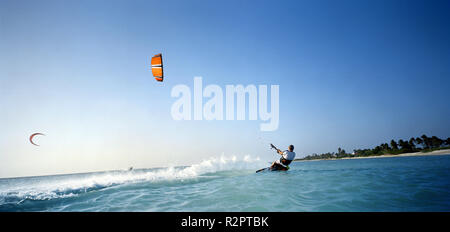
[390,139,399,150]
[381,143,390,151]
[409,137,416,150]
[431,136,443,148]
[399,139,412,152]
[398,139,404,150]
[421,134,430,149]
[415,137,423,149]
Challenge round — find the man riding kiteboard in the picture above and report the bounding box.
[256,144,296,172]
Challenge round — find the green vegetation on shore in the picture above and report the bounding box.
[297,135,450,161]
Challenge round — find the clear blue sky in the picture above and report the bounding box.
[1,0,449,177]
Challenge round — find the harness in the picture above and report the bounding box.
[280,157,292,166]
[280,150,293,166]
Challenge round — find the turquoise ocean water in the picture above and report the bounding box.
[1,154,449,212]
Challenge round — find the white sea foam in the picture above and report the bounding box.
[0,155,265,204]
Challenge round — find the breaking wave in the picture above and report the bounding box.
[0,155,265,207]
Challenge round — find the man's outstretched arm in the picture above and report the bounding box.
[271,144,284,155]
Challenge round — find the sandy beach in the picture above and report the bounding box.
[295,149,450,162]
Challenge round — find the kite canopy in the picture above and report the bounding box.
[151,53,163,82]
[29,133,45,146]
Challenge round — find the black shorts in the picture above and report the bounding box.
[270,163,289,171]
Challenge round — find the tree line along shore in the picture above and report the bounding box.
[296,134,450,161]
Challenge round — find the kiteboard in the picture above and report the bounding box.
[256,165,289,173]
[256,167,270,173]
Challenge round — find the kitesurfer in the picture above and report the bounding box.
[269,144,296,171]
